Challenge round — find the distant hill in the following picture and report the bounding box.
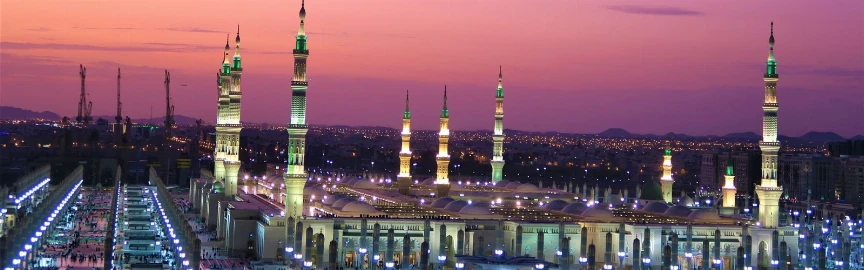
[0,106,200,125]
[0,106,61,120]
[599,128,632,137]
[723,132,761,140]
[797,131,847,143]
[128,115,201,126]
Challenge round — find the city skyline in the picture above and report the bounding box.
[2,0,862,137]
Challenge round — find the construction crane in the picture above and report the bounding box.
[164,69,174,140]
[115,68,122,124]
[76,64,93,125]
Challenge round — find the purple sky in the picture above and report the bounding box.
[1,0,862,137]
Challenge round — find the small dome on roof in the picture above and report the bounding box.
[505,182,522,189]
[444,200,469,212]
[664,205,693,217]
[431,197,455,208]
[323,194,346,205]
[641,201,670,213]
[688,209,721,220]
[640,181,664,201]
[332,198,357,210]
[542,200,569,211]
[353,179,378,189]
[459,204,493,215]
[580,205,615,219]
[516,183,539,192]
[679,194,695,206]
[495,180,512,187]
[341,201,378,214]
[304,186,327,197]
[421,178,437,186]
[561,202,589,215]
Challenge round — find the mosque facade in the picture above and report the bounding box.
[186,4,813,269]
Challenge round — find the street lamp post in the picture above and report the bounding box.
[359,248,367,269]
[618,251,626,270]
[437,255,446,270]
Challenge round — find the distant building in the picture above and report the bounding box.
[700,151,760,195]
[839,156,864,205]
[828,140,864,157]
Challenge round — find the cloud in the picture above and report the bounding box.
[306,31,415,39]
[1,41,217,53]
[606,5,704,16]
[259,51,293,55]
[802,67,864,79]
[161,27,225,33]
[73,26,139,30]
[25,27,54,32]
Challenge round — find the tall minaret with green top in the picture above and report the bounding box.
[435,87,451,198]
[660,144,674,203]
[491,66,505,183]
[721,153,737,213]
[284,0,309,219]
[214,36,232,192]
[755,22,783,228]
[398,90,413,195]
[223,26,243,197]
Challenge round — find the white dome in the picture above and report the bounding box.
[542,200,569,211]
[580,205,614,219]
[459,204,493,215]
[353,179,378,189]
[505,182,522,189]
[304,186,327,197]
[345,178,359,186]
[688,209,720,220]
[431,197,456,208]
[444,200,469,212]
[495,180,512,187]
[341,201,379,214]
[332,198,357,210]
[421,178,437,186]
[641,201,670,213]
[664,205,693,217]
[516,183,540,192]
[561,202,589,215]
[322,194,346,205]
[679,195,695,206]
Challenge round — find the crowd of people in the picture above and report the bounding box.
[30,189,112,268]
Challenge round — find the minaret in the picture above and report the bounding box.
[491,66,505,183]
[660,144,674,203]
[755,22,783,228]
[284,0,310,219]
[223,26,244,196]
[397,90,413,195]
[214,36,232,193]
[435,87,451,198]
[721,153,738,214]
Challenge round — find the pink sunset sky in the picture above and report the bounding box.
[1,0,862,137]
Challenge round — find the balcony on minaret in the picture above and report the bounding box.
[759,141,780,147]
[291,81,308,86]
[293,49,309,55]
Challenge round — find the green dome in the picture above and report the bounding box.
[640,181,663,201]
